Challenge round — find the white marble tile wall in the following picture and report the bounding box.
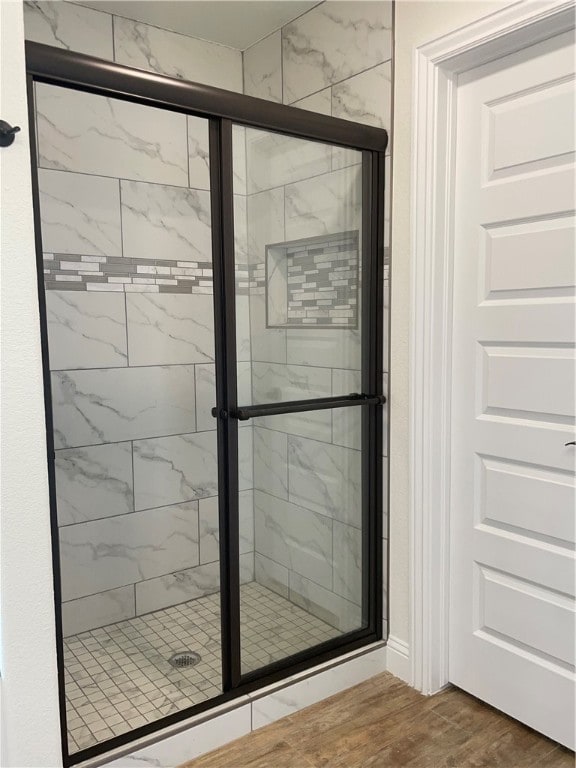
[120,181,212,263]
[24,1,114,59]
[59,501,200,601]
[243,32,282,102]
[243,0,391,630]
[113,17,242,93]
[30,3,255,636]
[282,2,392,104]
[46,291,127,370]
[36,83,189,186]
[55,442,133,526]
[24,2,242,93]
[38,170,122,257]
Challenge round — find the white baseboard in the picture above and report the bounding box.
[385,635,411,684]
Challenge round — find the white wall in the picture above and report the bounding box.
[0,1,62,765]
[389,0,516,653]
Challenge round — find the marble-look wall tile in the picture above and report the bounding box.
[199,491,254,565]
[234,195,248,264]
[126,293,214,366]
[187,116,211,191]
[247,186,285,265]
[252,362,332,440]
[195,362,251,432]
[332,62,392,130]
[244,32,282,103]
[121,180,211,263]
[249,294,287,364]
[113,16,243,93]
[238,427,254,491]
[252,362,331,404]
[282,1,392,103]
[136,558,220,615]
[332,369,362,450]
[286,327,361,369]
[239,491,255,555]
[46,291,127,370]
[59,501,199,601]
[233,125,247,196]
[285,165,361,240]
[288,435,362,527]
[254,490,332,590]
[333,521,362,604]
[133,431,217,511]
[250,646,386,729]
[104,703,253,767]
[292,88,332,116]
[36,83,188,186]
[240,551,255,584]
[55,442,133,526]
[253,427,288,499]
[236,294,252,363]
[289,571,362,633]
[38,170,121,257]
[24,1,113,59]
[246,128,331,194]
[254,553,289,599]
[52,365,196,448]
[61,585,135,637]
[135,553,253,614]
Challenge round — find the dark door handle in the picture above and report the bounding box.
[565,441,576,447]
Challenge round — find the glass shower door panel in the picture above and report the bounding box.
[239,412,364,674]
[232,126,368,674]
[34,82,222,755]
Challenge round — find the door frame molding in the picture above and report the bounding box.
[409,0,575,695]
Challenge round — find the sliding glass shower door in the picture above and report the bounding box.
[27,40,386,765]
[230,126,383,677]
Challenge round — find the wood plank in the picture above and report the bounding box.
[179,673,574,768]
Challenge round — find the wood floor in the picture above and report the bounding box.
[181,673,574,768]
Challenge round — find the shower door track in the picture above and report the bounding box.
[25,41,389,767]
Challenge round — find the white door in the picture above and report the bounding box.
[450,28,576,750]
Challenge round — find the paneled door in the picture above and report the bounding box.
[450,30,575,748]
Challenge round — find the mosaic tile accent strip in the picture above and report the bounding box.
[64,582,339,754]
[43,253,216,294]
[264,231,359,328]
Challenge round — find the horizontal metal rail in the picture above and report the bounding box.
[25,42,388,152]
[222,393,385,421]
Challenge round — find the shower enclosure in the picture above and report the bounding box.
[26,40,388,765]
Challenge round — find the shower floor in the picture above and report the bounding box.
[64,582,340,754]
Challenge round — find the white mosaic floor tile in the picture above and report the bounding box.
[65,582,338,754]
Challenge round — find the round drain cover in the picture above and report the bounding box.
[169,651,201,669]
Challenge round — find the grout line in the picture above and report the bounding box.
[111,13,116,61]
[242,0,325,56]
[288,57,393,108]
[34,165,211,193]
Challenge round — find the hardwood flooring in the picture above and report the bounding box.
[181,673,574,768]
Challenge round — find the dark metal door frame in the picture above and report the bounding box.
[25,41,388,767]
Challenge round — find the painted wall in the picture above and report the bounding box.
[242,0,392,635]
[0,2,62,765]
[389,0,516,657]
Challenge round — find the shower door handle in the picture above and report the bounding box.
[229,393,385,421]
[211,394,384,421]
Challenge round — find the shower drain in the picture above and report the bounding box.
[168,651,202,669]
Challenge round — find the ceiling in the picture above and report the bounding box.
[79,1,320,50]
